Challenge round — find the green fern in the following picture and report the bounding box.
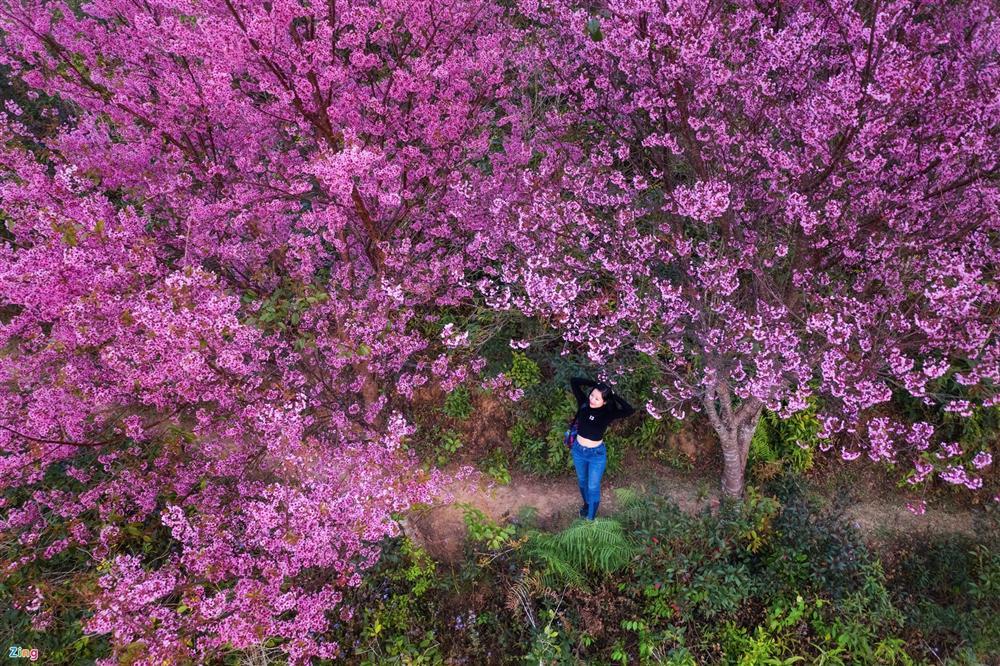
[523,535,589,590]
[524,518,638,591]
[748,400,821,478]
[612,486,642,509]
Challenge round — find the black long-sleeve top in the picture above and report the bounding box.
[570,376,635,442]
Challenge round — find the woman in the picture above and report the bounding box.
[569,376,636,520]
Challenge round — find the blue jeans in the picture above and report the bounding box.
[571,440,607,520]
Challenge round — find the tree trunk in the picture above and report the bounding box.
[702,381,763,499]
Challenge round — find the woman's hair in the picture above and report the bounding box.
[592,382,613,402]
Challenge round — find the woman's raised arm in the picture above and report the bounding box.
[570,376,594,407]
[610,393,636,419]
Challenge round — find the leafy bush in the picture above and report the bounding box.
[603,350,663,413]
[616,487,772,624]
[509,351,541,389]
[433,429,463,467]
[507,385,574,475]
[442,385,474,420]
[329,478,992,665]
[890,370,999,487]
[482,449,512,485]
[584,479,922,664]
[885,533,1000,662]
[241,277,329,351]
[330,536,446,665]
[521,607,574,664]
[760,473,871,599]
[461,505,517,551]
[632,417,679,454]
[747,401,824,481]
[604,415,688,475]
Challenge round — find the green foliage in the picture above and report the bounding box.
[507,384,574,475]
[397,537,438,598]
[433,429,463,467]
[442,385,474,420]
[586,16,604,41]
[803,561,909,665]
[626,419,667,453]
[460,505,516,551]
[336,479,990,665]
[655,445,696,472]
[482,448,512,485]
[761,473,872,599]
[605,415,689,474]
[509,351,541,389]
[716,597,819,666]
[0,590,111,664]
[629,417,672,454]
[335,536,447,666]
[660,646,698,665]
[523,518,638,591]
[240,277,329,350]
[631,491,766,621]
[953,404,1000,452]
[748,401,823,481]
[606,350,662,408]
[359,631,444,665]
[889,368,999,480]
[465,308,543,379]
[601,478,928,664]
[885,533,1000,662]
[0,446,172,665]
[522,607,574,664]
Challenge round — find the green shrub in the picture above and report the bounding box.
[886,534,1000,662]
[433,429,463,467]
[241,277,329,346]
[326,478,989,665]
[616,488,761,622]
[460,505,516,551]
[482,449,512,485]
[604,350,662,410]
[442,385,474,420]
[336,536,446,666]
[521,607,574,664]
[760,473,871,599]
[506,388,573,476]
[509,351,541,389]
[889,368,999,483]
[604,416,687,474]
[747,401,823,481]
[606,478,924,664]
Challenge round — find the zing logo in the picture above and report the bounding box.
[8,646,39,662]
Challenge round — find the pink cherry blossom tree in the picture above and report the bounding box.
[477,0,999,498]
[0,0,521,661]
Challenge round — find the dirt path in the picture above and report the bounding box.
[403,462,981,563]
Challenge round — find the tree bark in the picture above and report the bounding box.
[702,381,763,499]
